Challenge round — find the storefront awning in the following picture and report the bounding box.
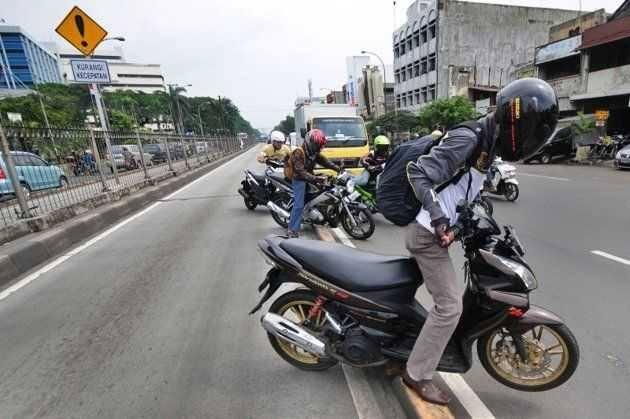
[535,35,581,64]
[580,15,630,49]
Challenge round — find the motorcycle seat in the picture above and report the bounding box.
[268,172,291,187]
[280,239,421,292]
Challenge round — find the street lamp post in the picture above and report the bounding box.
[361,50,390,116]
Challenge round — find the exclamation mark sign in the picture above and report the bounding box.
[74,14,88,47]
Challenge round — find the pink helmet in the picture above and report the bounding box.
[305,129,327,155]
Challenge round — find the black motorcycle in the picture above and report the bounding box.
[238,159,284,210]
[251,200,579,391]
[266,172,375,240]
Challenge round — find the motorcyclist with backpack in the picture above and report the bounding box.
[285,129,341,238]
[386,79,559,404]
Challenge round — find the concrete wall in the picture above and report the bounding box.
[437,0,580,98]
[586,64,630,94]
[549,9,606,43]
[548,75,581,111]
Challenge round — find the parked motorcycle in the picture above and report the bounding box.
[238,159,284,210]
[484,157,519,201]
[251,199,579,391]
[266,172,375,240]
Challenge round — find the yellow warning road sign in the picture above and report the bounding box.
[55,6,108,56]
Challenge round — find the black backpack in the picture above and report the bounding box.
[376,122,484,226]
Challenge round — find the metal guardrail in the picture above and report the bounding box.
[0,125,251,229]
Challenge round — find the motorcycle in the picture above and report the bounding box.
[238,159,284,210]
[266,172,375,240]
[251,199,579,391]
[484,157,519,202]
[346,173,378,213]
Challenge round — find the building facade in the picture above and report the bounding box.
[0,24,61,91]
[393,0,579,112]
[44,43,166,94]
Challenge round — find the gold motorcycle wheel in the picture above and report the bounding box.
[267,289,338,371]
[477,324,579,392]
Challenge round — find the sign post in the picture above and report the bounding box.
[56,6,120,185]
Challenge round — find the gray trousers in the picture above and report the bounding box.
[405,222,463,381]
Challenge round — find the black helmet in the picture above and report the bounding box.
[495,78,558,161]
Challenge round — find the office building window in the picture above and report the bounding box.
[413,61,420,77]
[413,31,420,48]
[428,54,436,72]
[429,24,436,40]
[428,84,436,101]
[421,58,428,75]
[407,65,413,80]
[394,44,399,58]
[402,94,407,107]
[421,27,428,44]
[401,70,406,82]
[400,42,406,55]
[396,95,401,108]
[421,87,427,103]
[414,89,421,104]
[395,71,400,84]
[407,37,412,51]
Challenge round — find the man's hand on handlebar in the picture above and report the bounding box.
[432,218,455,248]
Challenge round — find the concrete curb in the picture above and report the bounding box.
[0,149,250,288]
[313,224,454,419]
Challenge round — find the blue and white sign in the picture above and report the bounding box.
[70,59,111,83]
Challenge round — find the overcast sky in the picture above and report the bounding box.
[2,0,624,131]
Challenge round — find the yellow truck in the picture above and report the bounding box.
[294,102,369,175]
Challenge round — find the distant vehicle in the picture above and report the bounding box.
[143,143,168,163]
[524,126,574,164]
[614,144,630,170]
[117,144,154,167]
[294,102,369,175]
[0,151,67,198]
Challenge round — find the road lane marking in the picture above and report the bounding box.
[591,250,630,266]
[0,147,258,302]
[519,173,570,181]
[330,226,496,419]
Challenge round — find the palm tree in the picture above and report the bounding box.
[168,85,189,134]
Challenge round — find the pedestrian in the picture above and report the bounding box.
[402,78,559,405]
[284,129,341,238]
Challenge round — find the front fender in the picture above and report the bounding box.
[509,305,564,334]
[504,178,519,185]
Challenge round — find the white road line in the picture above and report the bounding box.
[330,226,496,419]
[519,173,570,181]
[591,250,630,266]
[0,148,257,303]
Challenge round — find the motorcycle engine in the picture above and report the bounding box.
[308,208,324,223]
[340,328,382,365]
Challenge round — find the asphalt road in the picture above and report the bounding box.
[344,162,630,419]
[0,146,363,419]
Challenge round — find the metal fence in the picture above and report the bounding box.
[0,125,250,229]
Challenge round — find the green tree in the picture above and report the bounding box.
[108,109,135,130]
[418,96,478,131]
[572,112,595,135]
[273,115,295,135]
[366,111,421,138]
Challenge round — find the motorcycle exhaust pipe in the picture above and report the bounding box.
[266,201,290,218]
[261,312,326,356]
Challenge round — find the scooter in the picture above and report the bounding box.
[251,199,579,392]
[484,157,519,201]
[238,159,284,210]
[266,172,375,240]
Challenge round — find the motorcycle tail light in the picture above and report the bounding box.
[0,168,5,180]
[508,307,524,318]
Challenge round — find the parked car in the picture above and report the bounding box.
[524,126,575,164]
[0,151,67,198]
[143,143,168,163]
[117,144,154,167]
[614,144,630,170]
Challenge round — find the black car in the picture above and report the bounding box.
[614,144,630,170]
[143,143,168,163]
[524,126,574,164]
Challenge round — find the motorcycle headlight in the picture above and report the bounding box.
[479,250,538,290]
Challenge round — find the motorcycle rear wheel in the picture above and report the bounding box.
[477,324,579,392]
[270,194,291,229]
[267,289,338,371]
[341,207,375,240]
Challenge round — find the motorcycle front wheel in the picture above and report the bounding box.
[267,289,338,371]
[341,206,375,240]
[244,197,257,210]
[477,324,579,392]
[504,183,519,202]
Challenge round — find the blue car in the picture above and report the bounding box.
[0,151,67,198]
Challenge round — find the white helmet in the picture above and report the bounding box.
[270,130,285,144]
